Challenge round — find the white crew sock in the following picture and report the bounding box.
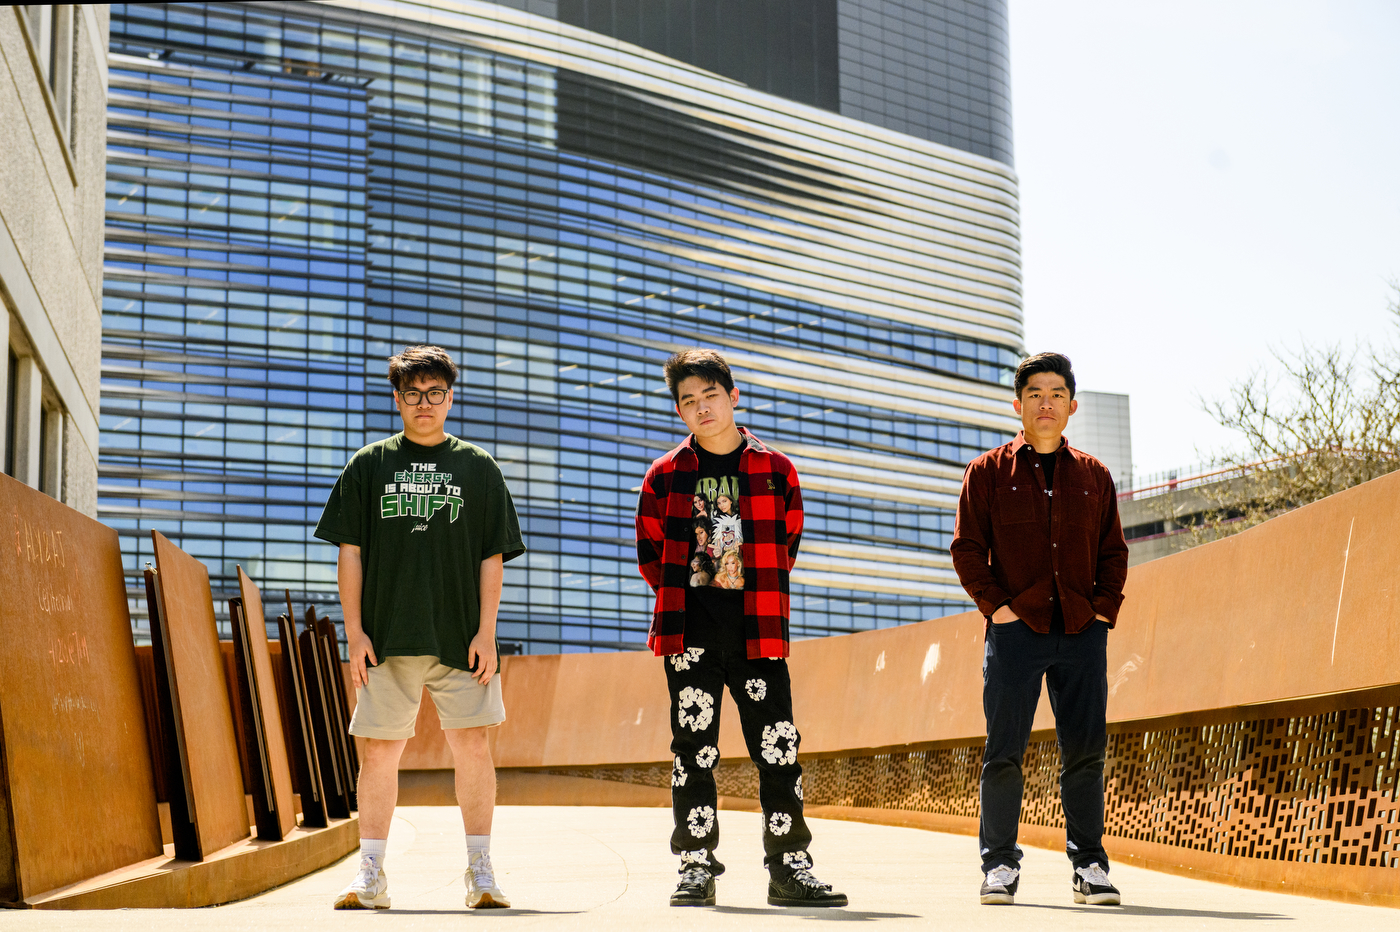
[466,834,491,859]
[360,837,388,870]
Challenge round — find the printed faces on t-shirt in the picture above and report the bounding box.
[690,475,744,589]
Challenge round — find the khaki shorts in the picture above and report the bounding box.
[349,655,506,740]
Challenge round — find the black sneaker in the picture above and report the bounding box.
[980,864,1019,905]
[767,868,848,907]
[670,867,715,906]
[1072,862,1121,905]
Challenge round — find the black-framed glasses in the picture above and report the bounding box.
[397,388,449,406]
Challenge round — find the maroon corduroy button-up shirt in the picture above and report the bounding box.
[951,433,1129,634]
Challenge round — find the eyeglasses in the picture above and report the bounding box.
[397,389,449,406]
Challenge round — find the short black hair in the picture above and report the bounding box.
[1014,352,1075,399]
[663,348,734,402]
[387,344,458,391]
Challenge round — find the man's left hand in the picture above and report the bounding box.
[468,630,498,685]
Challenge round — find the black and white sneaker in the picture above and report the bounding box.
[980,864,1019,905]
[767,868,848,907]
[1072,863,1121,905]
[670,866,715,906]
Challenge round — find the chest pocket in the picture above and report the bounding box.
[994,484,1035,526]
[1062,485,1099,527]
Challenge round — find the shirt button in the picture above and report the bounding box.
[1011,486,1016,490]
[1052,543,1057,548]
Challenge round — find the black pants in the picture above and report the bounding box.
[664,634,812,877]
[980,619,1109,873]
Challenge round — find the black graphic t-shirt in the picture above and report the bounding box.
[686,440,745,638]
[1039,449,1065,634]
[313,434,525,673]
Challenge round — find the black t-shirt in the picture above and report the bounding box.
[685,439,745,649]
[1039,449,1065,633]
[1039,450,1057,491]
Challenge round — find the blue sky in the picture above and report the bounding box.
[1009,0,1400,479]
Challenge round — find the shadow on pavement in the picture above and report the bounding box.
[366,909,585,917]
[1017,903,1293,921]
[711,906,920,921]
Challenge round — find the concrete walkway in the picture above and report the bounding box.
[12,806,1398,929]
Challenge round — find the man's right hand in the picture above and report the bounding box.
[347,629,378,689]
[990,604,1020,625]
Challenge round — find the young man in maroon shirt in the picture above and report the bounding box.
[951,352,1129,907]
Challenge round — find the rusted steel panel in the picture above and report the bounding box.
[310,609,358,811]
[0,474,162,900]
[276,610,327,829]
[232,567,298,841]
[217,641,254,797]
[133,645,169,803]
[283,592,351,819]
[149,531,250,861]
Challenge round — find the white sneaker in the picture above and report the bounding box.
[979,864,1019,905]
[1072,862,1121,905]
[334,856,391,909]
[465,851,510,908]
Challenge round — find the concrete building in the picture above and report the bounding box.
[1070,389,1132,492]
[101,0,1021,650]
[0,5,109,516]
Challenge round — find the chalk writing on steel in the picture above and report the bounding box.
[13,514,67,567]
[48,631,90,672]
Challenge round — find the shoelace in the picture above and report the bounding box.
[470,854,496,889]
[790,868,831,891]
[1077,863,1111,887]
[354,856,381,889]
[985,865,1019,887]
[677,867,711,889]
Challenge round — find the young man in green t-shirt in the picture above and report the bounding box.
[315,345,525,911]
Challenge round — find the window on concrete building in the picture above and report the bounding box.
[39,403,63,500]
[4,348,15,478]
[25,5,77,143]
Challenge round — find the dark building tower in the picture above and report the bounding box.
[101,1,1020,651]
[542,0,1013,164]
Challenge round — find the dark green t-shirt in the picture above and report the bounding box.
[313,433,525,673]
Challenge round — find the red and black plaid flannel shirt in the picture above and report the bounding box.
[635,427,803,659]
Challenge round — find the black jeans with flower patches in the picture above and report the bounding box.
[663,612,812,877]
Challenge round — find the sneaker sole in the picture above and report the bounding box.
[467,892,510,909]
[334,892,391,910]
[670,896,716,907]
[767,895,848,907]
[980,893,1014,905]
[1073,890,1120,906]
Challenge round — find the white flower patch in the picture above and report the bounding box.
[744,678,767,702]
[672,755,688,787]
[782,851,812,870]
[768,812,793,836]
[760,720,799,765]
[669,647,705,672]
[680,849,712,867]
[794,775,803,801]
[696,745,719,768]
[677,686,715,732]
[687,805,716,838]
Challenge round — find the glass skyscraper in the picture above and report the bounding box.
[102,0,1021,651]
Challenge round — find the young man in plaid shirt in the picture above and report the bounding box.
[635,348,846,909]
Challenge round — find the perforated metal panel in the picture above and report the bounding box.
[545,700,1400,869]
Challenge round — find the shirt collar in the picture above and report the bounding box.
[1009,431,1067,455]
[684,426,767,458]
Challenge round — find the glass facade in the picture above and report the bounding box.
[102,1,1022,651]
